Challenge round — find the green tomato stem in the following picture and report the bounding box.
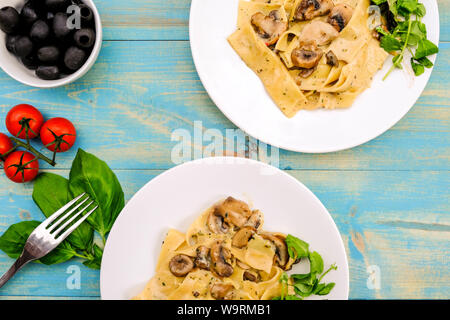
[10,137,56,167]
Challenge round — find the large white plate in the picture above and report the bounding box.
[100,157,349,300]
[189,0,440,153]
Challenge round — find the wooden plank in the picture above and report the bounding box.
[0,42,448,171]
[0,169,448,299]
[95,0,449,41]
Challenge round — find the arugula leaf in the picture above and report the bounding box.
[414,3,426,17]
[315,283,336,296]
[380,34,403,52]
[371,0,387,5]
[415,39,439,59]
[0,221,75,265]
[309,251,324,275]
[411,58,425,76]
[418,56,433,68]
[33,173,94,251]
[285,234,309,259]
[397,0,418,16]
[69,149,125,241]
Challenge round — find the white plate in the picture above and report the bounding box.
[100,157,349,300]
[189,0,440,153]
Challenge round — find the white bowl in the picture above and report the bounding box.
[0,0,102,88]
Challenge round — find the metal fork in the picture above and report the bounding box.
[0,193,98,289]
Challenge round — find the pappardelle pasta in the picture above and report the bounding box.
[228,0,388,117]
[134,197,337,300]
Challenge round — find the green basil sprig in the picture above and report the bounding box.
[273,234,337,300]
[0,149,125,269]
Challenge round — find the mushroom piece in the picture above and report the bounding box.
[169,254,194,277]
[207,210,230,234]
[297,66,317,78]
[211,241,234,277]
[294,0,334,21]
[291,41,323,69]
[244,270,261,283]
[251,11,288,46]
[300,20,339,46]
[245,210,263,230]
[232,226,256,248]
[261,233,289,268]
[327,3,354,32]
[210,283,235,300]
[325,50,339,67]
[215,197,252,228]
[194,246,211,270]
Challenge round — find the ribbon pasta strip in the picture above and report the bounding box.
[228,0,388,117]
[134,197,297,300]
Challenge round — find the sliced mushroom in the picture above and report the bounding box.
[291,41,323,69]
[211,241,234,277]
[236,260,251,270]
[215,197,252,228]
[297,66,317,78]
[210,283,235,300]
[207,210,230,234]
[244,270,261,282]
[232,226,256,248]
[327,3,354,32]
[300,20,339,46]
[194,246,211,270]
[294,0,334,21]
[261,233,289,269]
[325,50,339,67]
[169,254,194,277]
[245,210,263,230]
[251,11,288,46]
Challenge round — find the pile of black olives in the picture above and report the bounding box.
[0,0,96,80]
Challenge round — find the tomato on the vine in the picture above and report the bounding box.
[0,133,14,161]
[6,104,44,139]
[40,117,77,153]
[4,151,39,183]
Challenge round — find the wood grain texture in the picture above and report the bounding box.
[0,0,448,300]
[0,169,448,299]
[0,42,448,171]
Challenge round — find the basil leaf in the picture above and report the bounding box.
[33,173,94,251]
[69,149,125,239]
[315,283,336,296]
[415,39,439,59]
[0,221,75,265]
[285,234,309,259]
[309,251,324,275]
[411,58,425,76]
[380,35,403,52]
[82,243,103,270]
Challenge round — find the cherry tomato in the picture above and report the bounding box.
[4,151,39,183]
[6,104,44,139]
[40,117,77,153]
[0,133,14,161]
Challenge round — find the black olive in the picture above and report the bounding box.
[5,34,20,53]
[64,46,86,70]
[21,54,39,70]
[78,4,94,24]
[14,36,34,57]
[53,12,71,40]
[45,0,71,12]
[0,7,20,34]
[37,46,60,63]
[36,65,60,80]
[30,20,50,43]
[74,28,95,48]
[20,2,40,27]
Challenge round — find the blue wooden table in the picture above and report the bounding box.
[0,0,448,299]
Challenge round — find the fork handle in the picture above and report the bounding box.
[0,250,34,289]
